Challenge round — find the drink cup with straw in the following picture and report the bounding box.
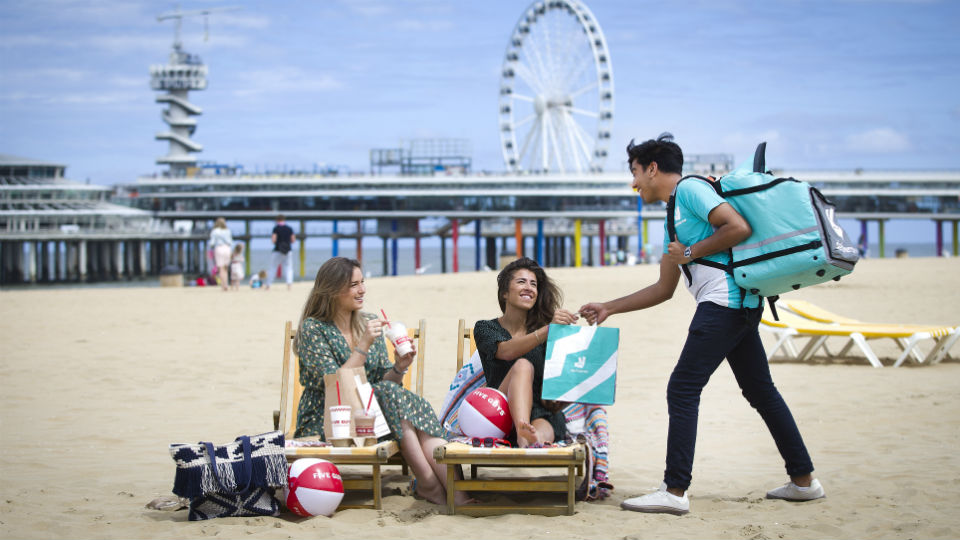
[381,309,413,357]
[329,380,351,439]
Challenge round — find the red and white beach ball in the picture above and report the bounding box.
[284,458,344,517]
[458,387,512,438]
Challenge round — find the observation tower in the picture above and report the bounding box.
[149,8,215,176]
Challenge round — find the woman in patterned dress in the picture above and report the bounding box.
[293,257,467,505]
[473,257,579,447]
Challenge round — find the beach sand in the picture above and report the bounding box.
[1,256,959,539]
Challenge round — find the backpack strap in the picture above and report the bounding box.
[668,176,732,285]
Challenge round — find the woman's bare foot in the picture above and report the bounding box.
[516,420,540,448]
[416,480,446,505]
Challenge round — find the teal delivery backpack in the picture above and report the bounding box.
[667,142,859,314]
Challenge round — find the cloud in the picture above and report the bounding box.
[230,67,343,99]
[844,127,911,153]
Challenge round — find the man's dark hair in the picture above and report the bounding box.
[626,132,683,174]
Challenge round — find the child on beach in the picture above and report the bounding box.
[229,244,245,291]
[249,270,268,289]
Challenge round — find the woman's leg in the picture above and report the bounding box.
[399,420,445,504]
[531,417,555,444]
[218,265,229,290]
[415,429,473,505]
[399,420,472,505]
[497,358,539,446]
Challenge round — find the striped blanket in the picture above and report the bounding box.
[439,351,612,500]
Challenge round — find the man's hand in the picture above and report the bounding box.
[666,241,691,265]
[578,302,610,325]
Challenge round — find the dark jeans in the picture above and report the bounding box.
[664,301,814,490]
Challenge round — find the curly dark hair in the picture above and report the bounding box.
[626,132,683,174]
[496,257,562,332]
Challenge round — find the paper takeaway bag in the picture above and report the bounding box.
[541,324,619,405]
[322,367,391,440]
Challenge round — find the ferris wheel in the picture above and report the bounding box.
[498,0,614,174]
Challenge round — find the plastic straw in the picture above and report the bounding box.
[336,380,341,405]
[365,387,375,414]
[380,309,391,327]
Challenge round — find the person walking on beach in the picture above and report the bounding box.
[579,134,824,515]
[208,217,233,291]
[267,214,295,290]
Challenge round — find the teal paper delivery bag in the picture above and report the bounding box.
[541,324,619,405]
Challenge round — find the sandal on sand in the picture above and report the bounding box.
[407,478,424,500]
[146,496,189,511]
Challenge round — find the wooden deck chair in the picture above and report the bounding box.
[274,319,426,509]
[782,299,959,366]
[432,319,586,517]
[761,308,957,368]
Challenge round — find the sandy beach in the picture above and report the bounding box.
[1,256,958,539]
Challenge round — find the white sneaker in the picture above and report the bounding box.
[621,483,689,515]
[766,478,825,501]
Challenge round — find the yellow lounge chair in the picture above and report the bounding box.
[761,307,958,368]
[274,319,426,509]
[432,319,586,516]
[781,299,958,366]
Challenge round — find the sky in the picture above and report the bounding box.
[2,0,959,187]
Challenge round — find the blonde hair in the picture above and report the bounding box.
[294,257,365,350]
[214,217,227,229]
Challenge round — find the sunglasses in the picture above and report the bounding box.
[470,437,511,448]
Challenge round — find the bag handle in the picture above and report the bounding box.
[203,436,254,495]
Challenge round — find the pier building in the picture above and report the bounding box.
[113,166,960,279]
[0,155,211,285]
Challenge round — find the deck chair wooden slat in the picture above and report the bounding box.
[433,319,585,516]
[275,318,426,510]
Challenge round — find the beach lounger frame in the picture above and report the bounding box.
[761,303,958,368]
[432,320,585,517]
[274,319,427,509]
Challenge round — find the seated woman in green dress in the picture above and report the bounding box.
[474,257,579,448]
[294,256,467,505]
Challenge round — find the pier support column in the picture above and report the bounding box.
[356,219,363,265]
[332,220,339,257]
[26,241,36,283]
[414,220,421,272]
[440,234,447,274]
[598,220,606,266]
[474,220,481,272]
[40,241,50,282]
[878,220,886,258]
[452,219,459,273]
[485,237,496,270]
[953,220,959,257]
[587,235,594,266]
[574,219,582,268]
[514,219,523,259]
[244,221,251,277]
[139,241,147,277]
[536,220,544,266]
[391,220,398,277]
[115,241,124,280]
[79,240,87,282]
[935,220,944,257]
[381,236,389,276]
[637,197,644,260]
[642,219,649,262]
[299,220,307,278]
